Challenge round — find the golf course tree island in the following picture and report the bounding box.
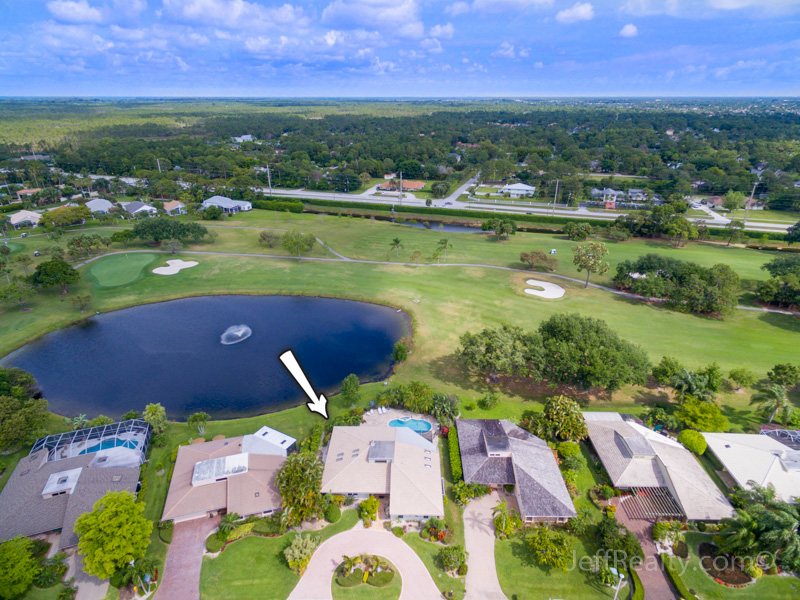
[458,314,650,392]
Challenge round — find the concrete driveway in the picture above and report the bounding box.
[287,529,441,600]
[463,492,507,600]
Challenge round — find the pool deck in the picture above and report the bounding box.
[362,408,437,432]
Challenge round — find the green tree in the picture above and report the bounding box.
[70,293,92,313]
[527,525,573,571]
[143,403,167,434]
[492,498,511,533]
[203,205,224,220]
[88,415,114,427]
[676,398,729,431]
[437,238,452,262]
[70,414,88,430]
[725,220,745,247]
[74,491,153,579]
[389,237,403,259]
[159,239,183,255]
[0,280,36,311]
[563,222,592,241]
[678,429,707,455]
[723,190,747,212]
[217,512,240,540]
[110,230,134,248]
[184,222,208,244]
[15,255,32,276]
[767,363,800,388]
[259,230,280,247]
[670,370,715,403]
[542,395,588,441]
[572,242,610,288]
[729,367,758,391]
[276,453,324,527]
[392,341,408,363]
[439,544,467,571]
[519,250,557,272]
[652,356,685,386]
[281,230,316,258]
[751,384,793,424]
[188,411,210,434]
[0,537,39,599]
[339,374,361,406]
[132,218,189,243]
[786,221,800,245]
[431,181,450,198]
[30,258,80,294]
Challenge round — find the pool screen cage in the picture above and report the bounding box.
[623,487,684,519]
[29,419,152,464]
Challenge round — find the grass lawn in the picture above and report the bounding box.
[22,586,61,600]
[86,252,160,287]
[495,444,628,600]
[731,209,800,223]
[331,561,401,600]
[199,510,359,600]
[402,534,465,600]
[666,533,800,599]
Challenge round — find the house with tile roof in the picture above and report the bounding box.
[162,200,187,216]
[162,427,295,523]
[9,209,41,229]
[584,412,734,521]
[321,426,444,520]
[702,432,800,504]
[0,420,150,550]
[376,180,425,192]
[456,419,576,523]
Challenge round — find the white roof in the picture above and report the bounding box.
[501,183,536,192]
[241,426,296,457]
[192,453,249,487]
[585,413,734,520]
[702,433,800,503]
[42,467,82,496]
[85,198,114,212]
[203,195,251,209]
[10,210,41,225]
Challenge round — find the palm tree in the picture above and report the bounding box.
[670,370,714,403]
[492,498,510,533]
[218,512,240,538]
[437,238,453,262]
[750,384,792,424]
[71,414,88,430]
[341,555,360,574]
[390,238,403,259]
[719,510,760,557]
[761,507,800,568]
[188,411,210,434]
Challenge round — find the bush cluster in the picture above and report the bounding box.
[448,430,463,481]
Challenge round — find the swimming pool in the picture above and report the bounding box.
[389,418,432,434]
[79,437,139,455]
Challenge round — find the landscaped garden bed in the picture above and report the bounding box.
[699,542,753,587]
[335,555,396,588]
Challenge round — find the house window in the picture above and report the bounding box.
[424,450,431,454]
[424,457,431,461]
[424,464,432,469]
[336,457,343,462]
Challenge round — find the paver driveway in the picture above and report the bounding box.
[463,492,507,600]
[154,515,220,600]
[287,529,440,600]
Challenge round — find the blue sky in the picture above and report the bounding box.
[1,0,799,96]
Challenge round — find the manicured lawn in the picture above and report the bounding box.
[731,209,800,223]
[331,561,401,600]
[666,533,800,599]
[199,510,359,600]
[87,252,159,287]
[22,586,61,600]
[402,534,465,600]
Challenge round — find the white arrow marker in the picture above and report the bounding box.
[279,350,329,419]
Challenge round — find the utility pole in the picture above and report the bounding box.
[156,159,162,174]
[743,181,759,227]
[552,179,559,216]
[399,171,403,206]
[266,164,273,197]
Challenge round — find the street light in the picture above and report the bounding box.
[609,566,627,600]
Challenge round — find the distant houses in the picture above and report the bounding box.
[457,419,576,523]
[202,195,252,213]
[121,201,157,217]
[584,412,734,521]
[16,188,42,202]
[377,180,425,192]
[232,134,256,143]
[0,420,150,550]
[9,210,42,229]
[500,182,536,198]
[162,426,296,523]
[321,426,444,520]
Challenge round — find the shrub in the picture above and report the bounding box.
[360,495,379,522]
[392,341,408,363]
[392,526,404,538]
[253,513,284,536]
[560,453,585,472]
[331,495,346,507]
[464,402,476,411]
[367,569,395,587]
[325,504,341,523]
[457,563,468,576]
[503,484,515,493]
[557,441,581,459]
[34,553,68,588]
[678,430,707,455]
[629,568,644,600]
[283,535,320,575]
[227,522,256,542]
[30,539,51,560]
[449,429,463,481]
[662,556,693,600]
[673,540,689,559]
[652,521,671,542]
[452,481,490,506]
[745,564,763,579]
[336,567,364,588]
[439,544,467,571]
[599,485,614,500]
[205,534,224,553]
[344,496,355,506]
[478,393,499,410]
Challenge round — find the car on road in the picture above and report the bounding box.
[691,203,702,209]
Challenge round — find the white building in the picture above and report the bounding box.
[9,210,41,229]
[85,198,115,214]
[121,201,157,217]
[500,182,537,198]
[202,195,252,214]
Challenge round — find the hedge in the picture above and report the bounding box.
[367,570,395,587]
[251,199,304,213]
[662,555,694,600]
[226,521,256,542]
[629,568,644,600]
[449,428,463,481]
[336,568,364,588]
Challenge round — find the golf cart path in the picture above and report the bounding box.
[73,250,800,316]
[287,529,440,600]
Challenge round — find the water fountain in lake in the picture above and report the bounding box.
[220,324,252,345]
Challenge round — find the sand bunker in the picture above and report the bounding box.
[153,259,199,275]
[524,278,565,299]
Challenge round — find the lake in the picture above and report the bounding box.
[1,296,409,420]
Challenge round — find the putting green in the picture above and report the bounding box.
[88,253,159,288]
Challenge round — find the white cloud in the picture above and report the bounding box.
[555,1,594,23]
[420,38,443,53]
[492,41,517,58]
[112,0,147,17]
[322,0,424,37]
[110,26,148,41]
[709,0,800,10]
[534,61,543,68]
[46,0,104,23]
[445,2,471,15]
[714,58,767,78]
[430,23,455,39]
[619,23,638,37]
[163,0,309,31]
[324,30,345,46]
